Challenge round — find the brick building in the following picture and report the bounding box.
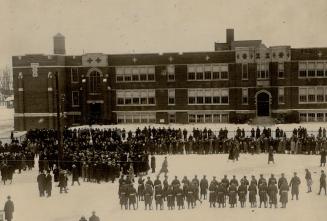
[12,30,327,131]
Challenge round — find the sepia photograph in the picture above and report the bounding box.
[0,0,327,220]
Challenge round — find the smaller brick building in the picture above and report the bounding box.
[12,30,327,130]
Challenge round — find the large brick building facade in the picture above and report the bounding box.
[12,30,327,131]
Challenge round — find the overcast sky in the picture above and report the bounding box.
[1,0,327,68]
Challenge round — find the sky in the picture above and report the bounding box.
[0,0,327,69]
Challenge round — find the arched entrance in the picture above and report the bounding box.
[256,91,271,117]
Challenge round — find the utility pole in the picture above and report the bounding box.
[55,71,63,166]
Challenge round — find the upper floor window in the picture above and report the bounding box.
[167,65,175,81]
[278,63,284,78]
[71,68,79,83]
[257,63,269,79]
[242,64,248,80]
[168,89,175,105]
[116,66,155,82]
[89,71,101,93]
[298,61,327,78]
[116,89,156,106]
[242,88,248,105]
[187,64,229,81]
[188,88,229,105]
[72,91,79,107]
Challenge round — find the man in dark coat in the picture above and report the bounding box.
[4,196,14,221]
[279,182,289,208]
[45,170,52,197]
[89,211,100,221]
[71,164,80,186]
[200,175,208,200]
[59,170,68,194]
[289,172,301,200]
[318,170,326,195]
[150,155,156,173]
[321,148,326,167]
[37,170,46,197]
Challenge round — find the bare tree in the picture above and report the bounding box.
[0,66,13,96]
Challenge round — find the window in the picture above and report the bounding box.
[220,65,229,79]
[242,64,248,80]
[116,89,156,106]
[71,68,79,83]
[197,114,204,123]
[308,88,315,102]
[116,67,124,82]
[308,113,315,122]
[212,65,220,79]
[298,62,307,77]
[278,63,284,78]
[188,66,196,80]
[204,65,212,80]
[167,65,175,81]
[317,62,324,77]
[169,113,176,123]
[299,88,307,103]
[188,88,228,105]
[307,62,316,77]
[317,87,324,102]
[116,66,155,82]
[188,112,229,123]
[317,113,324,122]
[278,88,284,104]
[189,114,196,123]
[299,113,307,122]
[168,89,175,105]
[242,88,248,104]
[89,71,101,93]
[205,114,212,123]
[188,64,228,81]
[257,63,269,79]
[148,90,156,105]
[196,66,204,80]
[72,91,79,107]
[221,89,229,104]
[221,114,229,123]
[117,112,156,124]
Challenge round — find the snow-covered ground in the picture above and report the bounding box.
[0,154,326,221]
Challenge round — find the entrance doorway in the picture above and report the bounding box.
[256,92,270,116]
[89,103,102,124]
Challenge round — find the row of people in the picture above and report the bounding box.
[118,172,304,210]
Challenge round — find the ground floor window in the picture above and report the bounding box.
[188,112,229,123]
[299,112,327,122]
[116,112,156,124]
[168,113,176,123]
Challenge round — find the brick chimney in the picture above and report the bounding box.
[53,33,66,55]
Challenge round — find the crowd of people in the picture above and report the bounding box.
[117,171,318,210]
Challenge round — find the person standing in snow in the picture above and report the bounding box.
[305,169,312,193]
[158,157,168,177]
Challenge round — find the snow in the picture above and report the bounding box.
[0,106,14,143]
[0,154,326,221]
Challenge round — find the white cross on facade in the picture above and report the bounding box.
[169,56,173,62]
[318,51,323,57]
[205,55,210,61]
[132,57,137,63]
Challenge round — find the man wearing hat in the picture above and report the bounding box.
[278,173,288,189]
[4,196,14,221]
[289,172,301,200]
